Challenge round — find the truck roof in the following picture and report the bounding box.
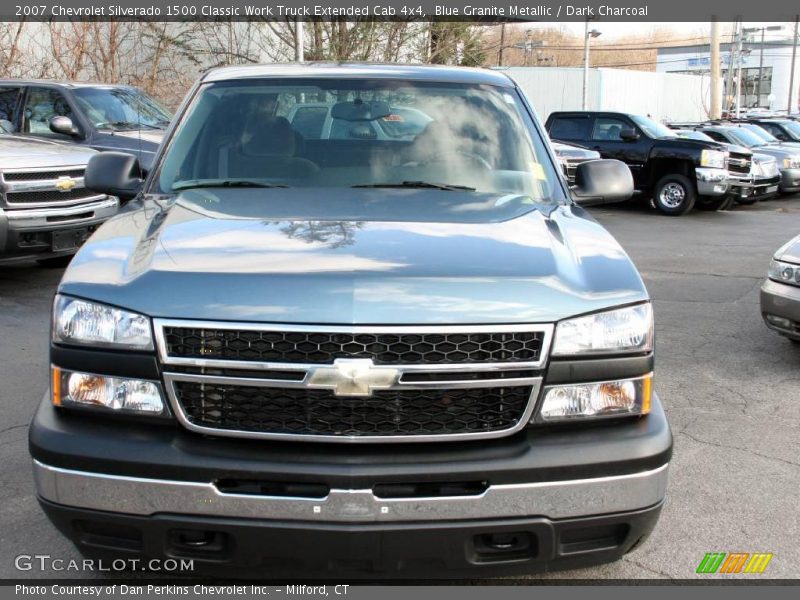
[548,111,636,118]
[201,62,516,87]
[0,79,136,90]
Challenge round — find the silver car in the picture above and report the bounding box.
[761,234,800,342]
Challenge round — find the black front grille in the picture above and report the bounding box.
[174,382,531,437]
[2,169,84,181]
[163,328,544,365]
[5,188,96,204]
[728,152,752,175]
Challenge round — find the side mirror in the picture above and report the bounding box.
[85,152,143,201]
[571,159,633,206]
[0,119,14,134]
[619,127,640,142]
[49,115,80,137]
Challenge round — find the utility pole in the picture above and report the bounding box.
[724,19,739,116]
[582,22,601,110]
[735,21,744,118]
[756,27,765,104]
[710,20,722,119]
[295,19,304,62]
[790,16,799,114]
[498,23,506,67]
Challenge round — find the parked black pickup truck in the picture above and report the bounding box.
[546,111,729,216]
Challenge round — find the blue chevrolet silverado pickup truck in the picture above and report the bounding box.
[30,63,671,578]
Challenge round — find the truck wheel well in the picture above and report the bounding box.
[649,160,695,187]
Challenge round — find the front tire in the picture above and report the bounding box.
[652,174,696,216]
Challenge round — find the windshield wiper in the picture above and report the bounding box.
[172,180,289,192]
[352,181,476,191]
[97,120,161,131]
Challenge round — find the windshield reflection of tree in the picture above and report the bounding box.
[265,220,364,249]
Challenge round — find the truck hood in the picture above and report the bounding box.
[0,135,97,168]
[59,188,648,324]
[748,145,799,159]
[111,130,166,145]
[659,137,722,151]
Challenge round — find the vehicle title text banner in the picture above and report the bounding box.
[4,0,800,22]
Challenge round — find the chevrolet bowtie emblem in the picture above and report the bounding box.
[307,359,398,397]
[55,177,76,192]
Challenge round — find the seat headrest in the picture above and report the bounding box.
[240,116,296,157]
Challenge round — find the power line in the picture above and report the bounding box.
[479,34,738,54]
[592,51,794,69]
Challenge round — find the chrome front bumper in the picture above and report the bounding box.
[2,196,118,231]
[780,168,800,192]
[33,460,669,523]
[695,167,729,196]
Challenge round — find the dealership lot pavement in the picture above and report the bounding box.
[1,199,799,580]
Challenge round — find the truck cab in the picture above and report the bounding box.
[546,111,729,216]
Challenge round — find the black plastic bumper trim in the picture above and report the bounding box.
[38,497,665,578]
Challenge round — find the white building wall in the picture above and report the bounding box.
[501,67,601,121]
[504,67,710,122]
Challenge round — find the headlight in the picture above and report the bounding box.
[552,303,653,356]
[53,295,153,350]
[52,367,166,415]
[537,374,652,422]
[783,156,800,169]
[768,258,800,286]
[700,149,727,169]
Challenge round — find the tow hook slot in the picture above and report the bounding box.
[168,529,229,558]
[471,531,536,563]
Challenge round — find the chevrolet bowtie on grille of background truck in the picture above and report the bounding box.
[29,63,672,578]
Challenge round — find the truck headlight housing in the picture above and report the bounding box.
[783,156,800,169]
[52,367,166,416]
[700,149,727,169]
[768,258,800,286]
[536,374,652,422]
[552,303,653,356]
[53,295,153,350]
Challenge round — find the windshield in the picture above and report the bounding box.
[727,128,768,147]
[73,87,172,130]
[630,114,676,138]
[777,121,800,138]
[155,79,562,201]
[741,124,778,142]
[676,130,714,142]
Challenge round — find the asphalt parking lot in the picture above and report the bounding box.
[1,198,799,580]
